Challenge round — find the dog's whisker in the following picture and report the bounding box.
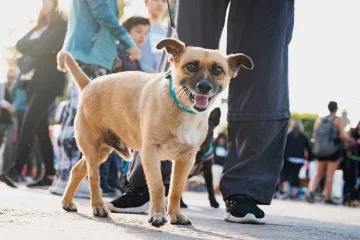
[186,90,192,99]
[181,89,188,99]
[178,91,186,100]
[175,86,183,94]
[176,87,187,99]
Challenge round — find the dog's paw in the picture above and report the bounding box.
[148,212,168,227]
[169,212,192,225]
[92,203,109,217]
[62,200,77,212]
[210,197,220,208]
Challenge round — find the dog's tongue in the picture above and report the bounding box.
[194,95,209,109]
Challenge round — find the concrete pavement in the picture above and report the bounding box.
[0,184,359,240]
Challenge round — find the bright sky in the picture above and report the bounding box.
[0,0,359,126]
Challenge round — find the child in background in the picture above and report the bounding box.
[115,17,151,72]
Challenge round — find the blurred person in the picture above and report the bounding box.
[50,0,141,197]
[0,0,67,188]
[140,0,167,73]
[213,133,227,167]
[343,122,360,206]
[307,101,352,205]
[10,73,43,180]
[0,70,16,173]
[278,119,313,200]
[115,16,151,72]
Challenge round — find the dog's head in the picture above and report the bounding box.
[157,38,253,113]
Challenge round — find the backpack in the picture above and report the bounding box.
[312,115,339,157]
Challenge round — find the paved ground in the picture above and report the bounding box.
[0,184,359,240]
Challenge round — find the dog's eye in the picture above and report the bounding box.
[185,63,198,72]
[212,66,223,76]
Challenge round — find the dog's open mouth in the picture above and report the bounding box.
[190,94,212,111]
[181,85,213,112]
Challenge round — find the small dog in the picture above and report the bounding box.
[57,38,253,227]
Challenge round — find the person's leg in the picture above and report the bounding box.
[33,137,44,180]
[289,163,304,198]
[323,160,340,203]
[2,121,16,173]
[176,0,229,49]
[107,152,122,191]
[221,120,288,220]
[99,153,117,196]
[0,91,55,187]
[306,160,326,203]
[279,160,291,197]
[25,93,57,188]
[219,0,294,224]
[0,124,9,172]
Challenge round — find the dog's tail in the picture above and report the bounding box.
[57,51,91,91]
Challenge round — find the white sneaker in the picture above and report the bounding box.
[49,177,91,199]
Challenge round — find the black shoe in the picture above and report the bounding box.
[27,176,53,189]
[224,194,265,224]
[324,199,338,206]
[107,185,150,213]
[306,192,315,203]
[0,170,21,188]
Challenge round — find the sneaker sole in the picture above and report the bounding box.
[107,201,149,214]
[0,175,18,188]
[224,212,266,224]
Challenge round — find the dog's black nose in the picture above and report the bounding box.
[196,80,213,94]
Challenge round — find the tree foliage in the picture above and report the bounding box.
[291,112,319,137]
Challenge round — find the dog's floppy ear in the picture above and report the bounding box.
[156,38,186,59]
[227,53,254,78]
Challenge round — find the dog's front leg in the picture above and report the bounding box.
[168,152,196,225]
[140,147,167,227]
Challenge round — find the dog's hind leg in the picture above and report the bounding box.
[168,152,197,225]
[140,146,167,227]
[87,145,112,217]
[62,158,88,212]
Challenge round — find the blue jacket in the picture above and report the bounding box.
[62,0,135,70]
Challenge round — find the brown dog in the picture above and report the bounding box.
[57,38,253,227]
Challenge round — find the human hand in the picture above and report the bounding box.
[7,105,15,113]
[128,47,141,61]
[115,57,122,68]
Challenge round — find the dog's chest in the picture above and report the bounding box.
[173,117,204,146]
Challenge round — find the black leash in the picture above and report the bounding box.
[166,0,178,39]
